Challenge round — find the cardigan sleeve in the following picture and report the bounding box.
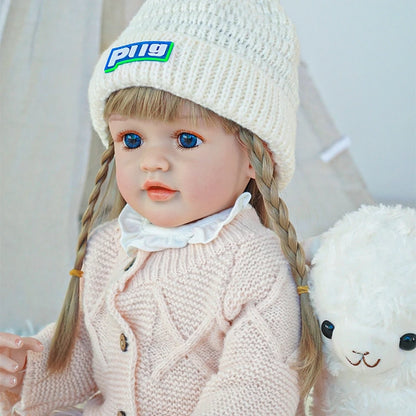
[11,315,97,415]
[192,235,301,416]
[2,221,119,415]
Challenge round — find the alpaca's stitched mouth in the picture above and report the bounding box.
[346,352,381,368]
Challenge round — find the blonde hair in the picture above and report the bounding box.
[48,86,321,398]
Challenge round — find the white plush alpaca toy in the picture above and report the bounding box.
[308,205,416,416]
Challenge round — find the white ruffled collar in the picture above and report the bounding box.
[119,192,251,255]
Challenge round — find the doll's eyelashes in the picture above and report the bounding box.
[119,131,201,149]
[123,132,142,149]
[399,333,416,351]
[177,132,203,149]
[321,320,335,339]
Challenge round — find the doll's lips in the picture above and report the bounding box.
[143,181,177,201]
[147,187,176,201]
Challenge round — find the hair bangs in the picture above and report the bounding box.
[104,86,239,134]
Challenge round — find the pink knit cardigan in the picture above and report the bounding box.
[8,207,301,415]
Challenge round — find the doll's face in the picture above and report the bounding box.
[109,110,254,227]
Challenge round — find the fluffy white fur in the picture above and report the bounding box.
[308,205,416,416]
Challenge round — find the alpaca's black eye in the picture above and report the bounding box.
[399,333,416,351]
[321,320,335,339]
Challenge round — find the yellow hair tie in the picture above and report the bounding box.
[69,269,84,278]
[297,285,309,295]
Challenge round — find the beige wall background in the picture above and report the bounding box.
[282,0,416,208]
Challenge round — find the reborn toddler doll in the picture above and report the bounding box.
[0,1,322,415]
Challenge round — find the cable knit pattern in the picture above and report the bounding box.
[10,207,300,415]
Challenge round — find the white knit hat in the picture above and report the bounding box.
[88,0,300,189]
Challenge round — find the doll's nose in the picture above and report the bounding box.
[140,146,170,172]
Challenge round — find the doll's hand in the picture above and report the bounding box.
[0,332,43,394]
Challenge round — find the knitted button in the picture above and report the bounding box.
[120,333,128,352]
[117,411,126,416]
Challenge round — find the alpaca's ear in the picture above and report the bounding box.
[302,235,322,266]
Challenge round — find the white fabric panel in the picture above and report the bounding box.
[0,0,102,330]
[283,62,373,240]
[0,0,12,43]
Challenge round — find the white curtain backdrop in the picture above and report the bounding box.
[0,0,372,332]
[0,0,102,331]
[283,61,373,240]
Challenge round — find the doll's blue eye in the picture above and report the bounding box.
[399,333,416,351]
[321,320,335,339]
[178,132,202,148]
[123,133,142,149]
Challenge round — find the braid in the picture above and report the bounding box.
[239,128,322,399]
[48,142,115,372]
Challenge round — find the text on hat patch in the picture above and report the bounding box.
[105,41,174,73]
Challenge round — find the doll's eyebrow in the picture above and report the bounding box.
[108,114,129,121]
[175,115,203,120]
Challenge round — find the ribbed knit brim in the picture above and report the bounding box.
[88,0,299,189]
